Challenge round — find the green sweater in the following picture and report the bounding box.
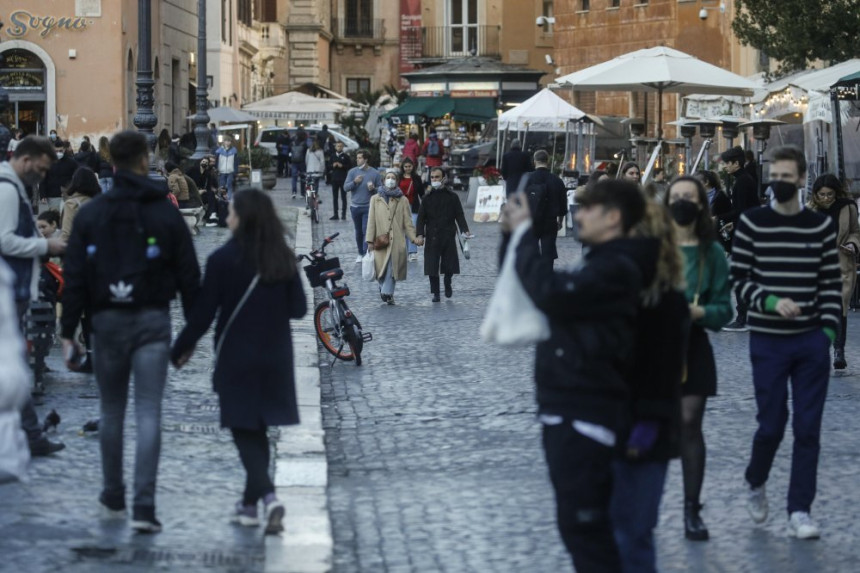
[681,242,732,332]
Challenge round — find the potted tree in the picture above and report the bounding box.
[239,145,276,190]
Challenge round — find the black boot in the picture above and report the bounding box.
[684,500,709,541]
[834,317,848,370]
[444,274,453,298]
[430,276,440,302]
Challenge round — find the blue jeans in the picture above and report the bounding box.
[407,213,419,254]
[378,260,395,296]
[610,460,668,573]
[92,308,171,509]
[351,204,370,256]
[218,172,235,200]
[745,329,830,514]
[291,163,306,195]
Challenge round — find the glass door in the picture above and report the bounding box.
[448,0,478,57]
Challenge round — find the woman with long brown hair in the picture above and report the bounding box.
[172,188,306,535]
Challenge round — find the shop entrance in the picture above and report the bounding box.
[0,49,48,135]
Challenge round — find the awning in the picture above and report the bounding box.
[452,97,497,122]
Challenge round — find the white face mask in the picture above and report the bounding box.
[384,178,397,189]
[430,181,442,189]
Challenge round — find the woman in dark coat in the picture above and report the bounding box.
[171,188,306,535]
[416,167,472,302]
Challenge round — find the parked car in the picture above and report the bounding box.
[255,126,360,156]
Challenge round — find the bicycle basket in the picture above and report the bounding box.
[304,257,340,288]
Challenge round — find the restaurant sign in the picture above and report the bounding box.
[2,10,92,39]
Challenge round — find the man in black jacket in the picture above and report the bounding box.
[40,141,76,212]
[501,139,533,197]
[720,146,760,331]
[60,130,200,534]
[503,179,652,573]
[523,149,567,262]
[329,140,351,220]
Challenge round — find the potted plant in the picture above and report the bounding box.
[239,145,276,190]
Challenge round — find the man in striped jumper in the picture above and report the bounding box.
[730,146,841,539]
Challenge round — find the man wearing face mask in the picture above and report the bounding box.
[730,146,841,540]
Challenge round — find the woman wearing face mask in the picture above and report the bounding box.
[664,176,732,541]
[807,174,860,370]
[366,169,423,304]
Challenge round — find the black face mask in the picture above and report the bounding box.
[769,180,798,204]
[670,199,699,226]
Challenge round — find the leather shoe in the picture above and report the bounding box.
[684,500,709,541]
[431,293,441,302]
[444,285,452,298]
[29,437,66,457]
[329,215,339,221]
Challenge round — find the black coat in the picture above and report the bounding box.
[329,151,352,184]
[501,149,533,195]
[416,187,469,276]
[725,171,759,224]
[524,168,567,235]
[513,231,659,429]
[41,155,77,199]
[172,239,307,430]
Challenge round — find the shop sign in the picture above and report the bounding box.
[412,91,443,98]
[450,90,498,98]
[3,10,92,39]
[0,70,45,91]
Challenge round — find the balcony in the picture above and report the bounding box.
[402,25,501,63]
[259,24,286,60]
[331,18,386,43]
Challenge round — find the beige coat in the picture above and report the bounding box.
[366,194,418,280]
[836,203,860,315]
[168,169,189,201]
[61,193,92,242]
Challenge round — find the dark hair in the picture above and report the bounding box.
[164,161,179,173]
[664,176,715,253]
[37,209,61,227]
[744,149,755,163]
[399,157,415,170]
[110,130,150,171]
[533,149,549,163]
[231,188,297,283]
[720,145,745,165]
[771,145,807,176]
[157,129,171,150]
[585,170,609,192]
[510,139,522,150]
[578,179,646,233]
[811,173,848,200]
[12,136,57,161]
[68,167,101,198]
[79,141,92,153]
[356,149,370,160]
[698,170,722,193]
[621,161,641,177]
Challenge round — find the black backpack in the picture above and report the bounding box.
[525,176,551,233]
[86,198,164,308]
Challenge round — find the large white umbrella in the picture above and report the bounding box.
[556,46,759,139]
[243,91,356,122]
[498,88,592,132]
[187,106,257,123]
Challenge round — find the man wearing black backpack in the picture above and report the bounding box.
[60,130,201,534]
[523,149,567,262]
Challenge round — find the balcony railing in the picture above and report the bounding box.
[331,18,385,42]
[259,24,286,53]
[402,25,501,61]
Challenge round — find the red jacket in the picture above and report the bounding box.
[403,139,420,163]
[421,138,444,167]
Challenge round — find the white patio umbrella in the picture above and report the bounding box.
[556,46,759,139]
[192,106,258,123]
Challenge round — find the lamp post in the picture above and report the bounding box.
[191,0,211,159]
[132,0,159,174]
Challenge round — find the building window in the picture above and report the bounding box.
[542,0,554,33]
[448,0,479,54]
[346,0,374,37]
[345,77,371,99]
[581,0,590,10]
[238,0,252,26]
[610,0,620,7]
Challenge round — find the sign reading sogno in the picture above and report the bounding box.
[4,10,92,39]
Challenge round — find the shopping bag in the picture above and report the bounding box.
[362,251,376,281]
[480,222,550,346]
[0,411,30,484]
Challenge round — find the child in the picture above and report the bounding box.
[37,210,62,240]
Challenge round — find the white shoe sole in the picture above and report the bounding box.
[788,526,820,539]
[99,506,127,520]
[131,520,162,533]
[232,514,260,527]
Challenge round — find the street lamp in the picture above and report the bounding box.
[132,0,159,174]
[191,0,211,159]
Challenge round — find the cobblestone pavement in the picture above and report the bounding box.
[313,182,860,573]
[0,185,302,573]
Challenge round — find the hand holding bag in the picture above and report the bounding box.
[480,222,550,346]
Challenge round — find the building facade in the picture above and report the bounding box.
[0,1,197,142]
[554,0,762,136]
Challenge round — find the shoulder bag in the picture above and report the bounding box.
[373,198,395,249]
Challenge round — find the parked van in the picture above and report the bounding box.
[255,126,360,156]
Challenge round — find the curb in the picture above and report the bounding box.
[265,208,332,573]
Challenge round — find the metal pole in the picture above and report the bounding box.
[192,0,211,160]
[831,89,846,181]
[133,0,159,175]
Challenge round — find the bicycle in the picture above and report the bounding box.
[303,171,324,224]
[299,232,372,366]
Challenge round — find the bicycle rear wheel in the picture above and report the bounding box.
[313,301,355,361]
[342,318,363,366]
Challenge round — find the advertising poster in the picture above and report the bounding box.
[473,185,505,223]
[399,0,421,88]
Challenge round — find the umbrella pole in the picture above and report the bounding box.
[831,88,846,181]
[657,88,664,141]
[551,124,559,173]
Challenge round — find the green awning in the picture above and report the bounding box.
[452,97,497,122]
[388,96,454,122]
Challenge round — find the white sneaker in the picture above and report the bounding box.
[747,483,768,523]
[788,511,820,539]
[355,255,363,263]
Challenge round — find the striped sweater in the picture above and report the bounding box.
[730,206,841,335]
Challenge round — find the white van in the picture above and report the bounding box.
[255,127,360,156]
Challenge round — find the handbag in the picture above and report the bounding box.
[480,222,550,346]
[214,274,260,366]
[372,198,395,249]
[0,411,30,484]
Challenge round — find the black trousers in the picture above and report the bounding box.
[277,155,290,177]
[331,180,347,216]
[428,274,452,294]
[542,422,622,573]
[231,427,275,506]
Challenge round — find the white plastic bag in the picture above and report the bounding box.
[361,251,376,281]
[0,411,30,484]
[480,222,550,346]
